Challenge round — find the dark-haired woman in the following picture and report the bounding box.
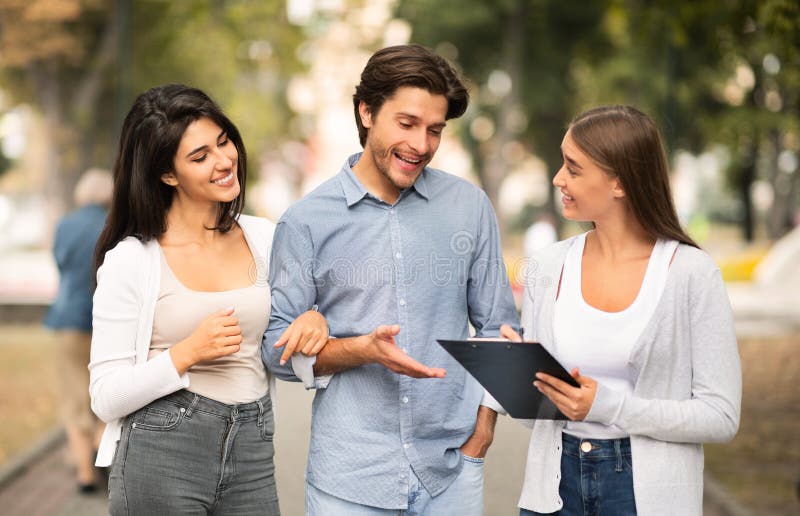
[90,84,327,515]
[494,106,741,515]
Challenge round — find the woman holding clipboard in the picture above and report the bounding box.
[494,105,741,515]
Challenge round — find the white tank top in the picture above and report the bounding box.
[553,232,678,439]
[149,241,270,405]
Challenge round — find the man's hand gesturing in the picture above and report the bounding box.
[367,325,446,379]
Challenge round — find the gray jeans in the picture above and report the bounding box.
[109,390,280,515]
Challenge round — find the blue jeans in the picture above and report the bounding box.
[306,454,484,515]
[109,390,279,515]
[520,434,636,516]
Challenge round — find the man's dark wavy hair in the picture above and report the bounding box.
[353,44,469,147]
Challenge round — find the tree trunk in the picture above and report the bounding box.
[30,62,65,218]
[72,5,123,199]
[480,0,526,237]
[765,130,799,240]
[738,154,756,243]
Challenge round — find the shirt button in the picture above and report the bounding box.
[402,396,409,403]
[403,443,410,449]
[399,299,406,306]
[395,252,402,259]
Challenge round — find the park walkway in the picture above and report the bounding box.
[0,437,743,516]
[0,381,751,516]
[0,431,106,516]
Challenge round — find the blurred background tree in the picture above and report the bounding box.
[0,0,796,241]
[395,0,608,235]
[395,0,800,241]
[0,0,120,212]
[0,0,304,212]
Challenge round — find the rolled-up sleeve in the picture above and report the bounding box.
[262,217,333,388]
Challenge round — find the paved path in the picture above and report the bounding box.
[0,381,742,515]
[0,433,108,516]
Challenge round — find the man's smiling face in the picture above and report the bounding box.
[358,86,448,195]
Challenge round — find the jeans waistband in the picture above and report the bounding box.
[161,389,272,420]
[562,432,631,459]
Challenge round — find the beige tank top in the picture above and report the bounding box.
[149,243,270,405]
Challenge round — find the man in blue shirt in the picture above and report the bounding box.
[262,44,519,514]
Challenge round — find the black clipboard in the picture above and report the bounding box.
[437,339,579,420]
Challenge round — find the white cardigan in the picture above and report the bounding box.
[89,215,276,467]
[486,236,741,515]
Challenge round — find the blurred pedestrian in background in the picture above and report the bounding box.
[43,167,113,493]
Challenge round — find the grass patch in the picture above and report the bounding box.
[0,325,58,465]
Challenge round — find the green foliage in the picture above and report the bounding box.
[129,0,306,172]
[397,0,608,146]
[396,0,800,240]
[0,0,305,203]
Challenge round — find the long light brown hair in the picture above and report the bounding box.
[569,105,698,248]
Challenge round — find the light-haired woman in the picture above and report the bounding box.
[496,106,741,515]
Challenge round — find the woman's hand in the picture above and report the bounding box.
[534,368,597,421]
[170,307,242,375]
[500,324,523,342]
[274,309,329,365]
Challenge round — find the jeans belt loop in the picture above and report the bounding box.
[614,438,623,473]
[185,393,199,419]
[256,399,265,427]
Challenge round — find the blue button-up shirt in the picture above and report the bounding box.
[262,153,518,509]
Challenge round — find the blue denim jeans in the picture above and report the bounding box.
[306,453,484,515]
[108,390,279,515]
[520,433,636,516]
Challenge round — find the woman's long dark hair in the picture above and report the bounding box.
[94,84,247,271]
[569,105,699,248]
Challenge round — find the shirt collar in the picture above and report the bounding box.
[410,167,430,200]
[339,152,431,207]
[340,154,370,207]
